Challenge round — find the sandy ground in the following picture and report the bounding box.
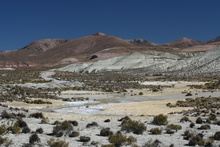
[1,81,220,146]
[100,100,192,116]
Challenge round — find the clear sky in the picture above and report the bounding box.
[0,0,220,51]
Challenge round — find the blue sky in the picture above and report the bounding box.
[0,0,220,51]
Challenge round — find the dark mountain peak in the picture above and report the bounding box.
[207,36,220,43]
[128,39,158,46]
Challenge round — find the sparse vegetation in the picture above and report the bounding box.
[152,114,168,125]
[166,124,182,132]
[121,120,146,135]
[52,120,73,136]
[108,132,137,147]
[47,138,69,147]
[149,127,163,135]
[29,112,44,119]
[29,133,40,144]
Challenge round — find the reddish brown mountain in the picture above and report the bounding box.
[163,37,201,47]
[1,33,219,68]
[0,33,133,67]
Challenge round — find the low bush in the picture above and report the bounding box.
[68,120,78,126]
[190,122,195,128]
[121,120,146,135]
[138,92,143,95]
[209,113,217,121]
[180,116,190,122]
[22,126,31,134]
[198,124,211,130]
[1,110,14,119]
[143,139,162,147]
[69,131,80,137]
[29,112,44,119]
[41,118,49,124]
[196,117,203,124]
[86,122,98,128]
[197,138,214,146]
[0,124,7,135]
[185,93,192,96]
[16,118,28,128]
[118,116,131,122]
[104,119,110,123]
[152,114,168,125]
[108,132,136,147]
[29,133,40,144]
[149,128,163,135]
[36,128,44,134]
[166,128,174,134]
[167,124,182,132]
[188,134,203,146]
[0,136,12,146]
[100,128,113,137]
[214,131,220,140]
[79,136,91,142]
[11,122,21,134]
[52,121,73,136]
[47,138,69,147]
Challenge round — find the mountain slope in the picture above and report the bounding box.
[57,50,195,73]
[0,33,133,67]
[163,37,201,47]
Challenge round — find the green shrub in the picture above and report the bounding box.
[0,136,12,146]
[0,124,7,135]
[47,138,69,147]
[11,122,21,134]
[152,114,168,125]
[121,120,146,135]
[149,128,163,135]
[52,121,73,136]
[197,138,214,146]
[167,124,182,131]
[69,131,80,137]
[0,136,7,145]
[108,132,136,147]
[209,113,217,121]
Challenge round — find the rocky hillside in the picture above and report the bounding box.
[163,37,201,47]
[57,50,198,73]
[57,46,220,78]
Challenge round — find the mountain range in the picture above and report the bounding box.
[0,32,220,68]
[1,33,220,77]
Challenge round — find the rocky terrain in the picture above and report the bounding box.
[1,33,220,146]
[0,33,220,73]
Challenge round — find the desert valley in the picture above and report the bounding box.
[0,33,220,146]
